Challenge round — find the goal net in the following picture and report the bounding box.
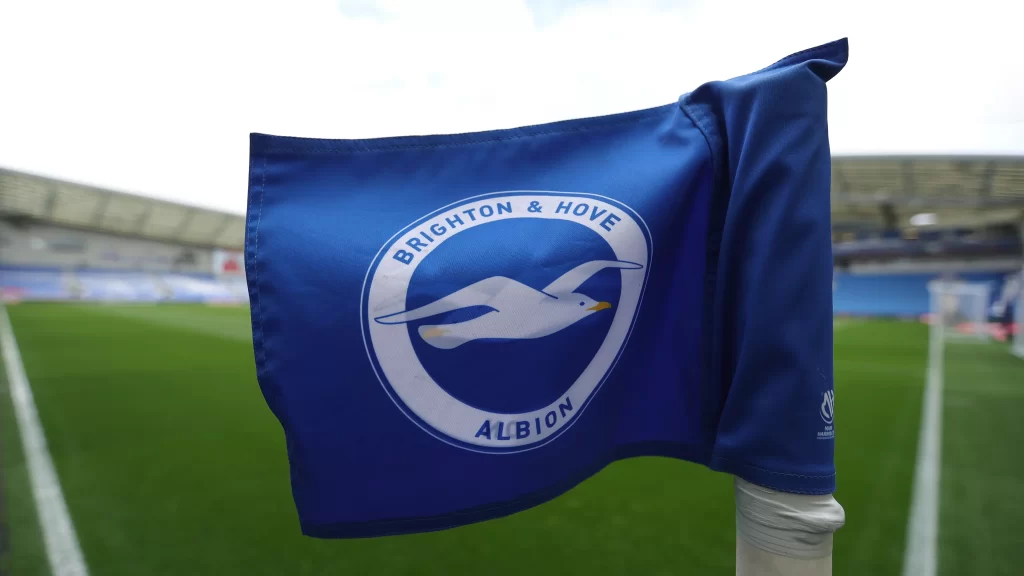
[927,280,992,341]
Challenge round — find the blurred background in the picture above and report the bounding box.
[1,1,1022,575]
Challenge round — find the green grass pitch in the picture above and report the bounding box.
[1,304,1021,575]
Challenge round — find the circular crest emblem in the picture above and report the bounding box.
[361,192,651,453]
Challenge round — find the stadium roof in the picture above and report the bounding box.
[0,167,245,250]
[2,157,1023,249]
[831,156,1024,232]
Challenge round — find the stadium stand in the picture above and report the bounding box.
[830,156,1024,234]
[1,160,1022,313]
[0,267,71,301]
[161,273,239,302]
[76,269,164,302]
[0,167,247,304]
[1015,270,1024,357]
[828,157,1023,321]
[833,271,1011,317]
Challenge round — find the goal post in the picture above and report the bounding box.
[927,280,992,341]
[1013,270,1024,358]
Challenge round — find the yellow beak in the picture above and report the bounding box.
[587,301,612,312]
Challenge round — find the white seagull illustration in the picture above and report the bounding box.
[374,259,643,349]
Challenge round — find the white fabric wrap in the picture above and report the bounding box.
[736,537,834,576]
[734,477,846,560]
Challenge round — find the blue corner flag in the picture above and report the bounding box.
[244,39,848,538]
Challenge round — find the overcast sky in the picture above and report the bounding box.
[1,0,1022,215]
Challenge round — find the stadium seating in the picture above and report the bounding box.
[219,275,250,302]
[0,266,248,304]
[161,273,238,302]
[76,270,164,302]
[0,221,215,275]
[2,264,1012,315]
[0,267,71,300]
[833,272,1006,316]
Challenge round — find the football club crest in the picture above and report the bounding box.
[361,192,651,453]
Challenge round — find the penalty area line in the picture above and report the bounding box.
[901,322,944,576]
[0,305,89,576]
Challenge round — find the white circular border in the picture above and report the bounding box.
[361,191,652,453]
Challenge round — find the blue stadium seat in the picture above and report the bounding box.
[161,273,236,302]
[76,270,163,302]
[833,272,1006,316]
[0,267,70,300]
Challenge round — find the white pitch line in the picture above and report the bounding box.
[901,320,944,576]
[0,305,89,576]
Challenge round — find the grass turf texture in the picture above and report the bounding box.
[939,340,1024,575]
[0,318,49,576]
[1,304,1020,574]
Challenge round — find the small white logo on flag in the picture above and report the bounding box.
[820,390,835,424]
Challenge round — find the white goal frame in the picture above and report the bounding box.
[927,280,992,341]
[1013,270,1024,359]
